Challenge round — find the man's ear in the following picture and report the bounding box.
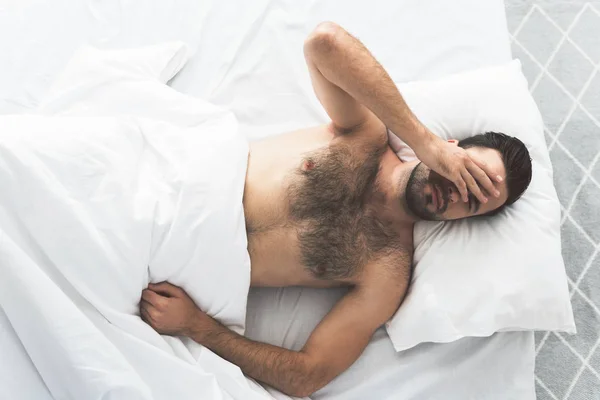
[448,139,459,146]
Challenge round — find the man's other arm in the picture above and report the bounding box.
[141,264,409,397]
[193,276,406,397]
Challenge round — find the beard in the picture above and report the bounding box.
[405,162,448,221]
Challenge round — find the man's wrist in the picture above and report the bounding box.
[403,124,436,154]
[186,309,215,340]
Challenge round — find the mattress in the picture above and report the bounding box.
[0,0,535,399]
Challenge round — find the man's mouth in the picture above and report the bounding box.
[435,185,446,211]
[430,183,438,210]
[433,183,445,212]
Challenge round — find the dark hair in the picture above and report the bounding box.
[458,132,532,216]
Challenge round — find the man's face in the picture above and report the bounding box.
[405,146,509,221]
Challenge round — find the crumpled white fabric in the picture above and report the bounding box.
[0,43,294,400]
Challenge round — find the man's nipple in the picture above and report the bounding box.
[303,159,316,171]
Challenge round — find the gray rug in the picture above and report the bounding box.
[505,1,600,399]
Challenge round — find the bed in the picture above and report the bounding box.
[0,0,536,399]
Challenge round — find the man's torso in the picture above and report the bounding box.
[243,123,413,288]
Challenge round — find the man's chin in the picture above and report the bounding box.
[419,215,441,222]
[406,205,438,221]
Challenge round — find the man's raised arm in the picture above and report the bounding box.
[304,22,503,204]
[304,22,429,148]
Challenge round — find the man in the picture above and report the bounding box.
[139,22,532,397]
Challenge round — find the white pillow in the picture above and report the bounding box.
[385,60,575,352]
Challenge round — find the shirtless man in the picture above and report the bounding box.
[139,22,532,397]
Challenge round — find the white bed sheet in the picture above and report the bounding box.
[0,0,535,399]
[245,288,535,400]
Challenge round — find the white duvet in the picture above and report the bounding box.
[0,44,284,400]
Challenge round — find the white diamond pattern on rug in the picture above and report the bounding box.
[506,1,600,399]
[569,7,600,63]
[593,158,600,182]
[579,254,600,311]
[568,369,600,400]
[515,7,564,65]
[559,218,595,282]
[532,75,574,132]
[562,292,600,357]
[548,41,594,96]
[571,180,600,244]
[536,333,583,399]
[549,145,586,207]
[544,3,584,30]
[590,347,600,374]
[535,381,556,400]
[581,71,600,119]
[559,107,600,167]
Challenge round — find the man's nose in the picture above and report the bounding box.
[448,185,459,204]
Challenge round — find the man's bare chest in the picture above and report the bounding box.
[245,129,411,286]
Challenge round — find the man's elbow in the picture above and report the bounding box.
[286,379,325,398]
[287,385,316,399]
[304,21,343,58]
[285,362,335,398]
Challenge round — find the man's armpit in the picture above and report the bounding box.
[339,114,388,142]
[359,255,412,321]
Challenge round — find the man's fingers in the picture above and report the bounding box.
[148,281,183,298]
[140,299,156,311]
[475,157,503,182]
[140,306,149,322]
[454,173,469,203]
[466,161,499,198]
[461,169,487,204]
[142,289,164,307]
[140,300,155,321]
[479,159,505,183]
